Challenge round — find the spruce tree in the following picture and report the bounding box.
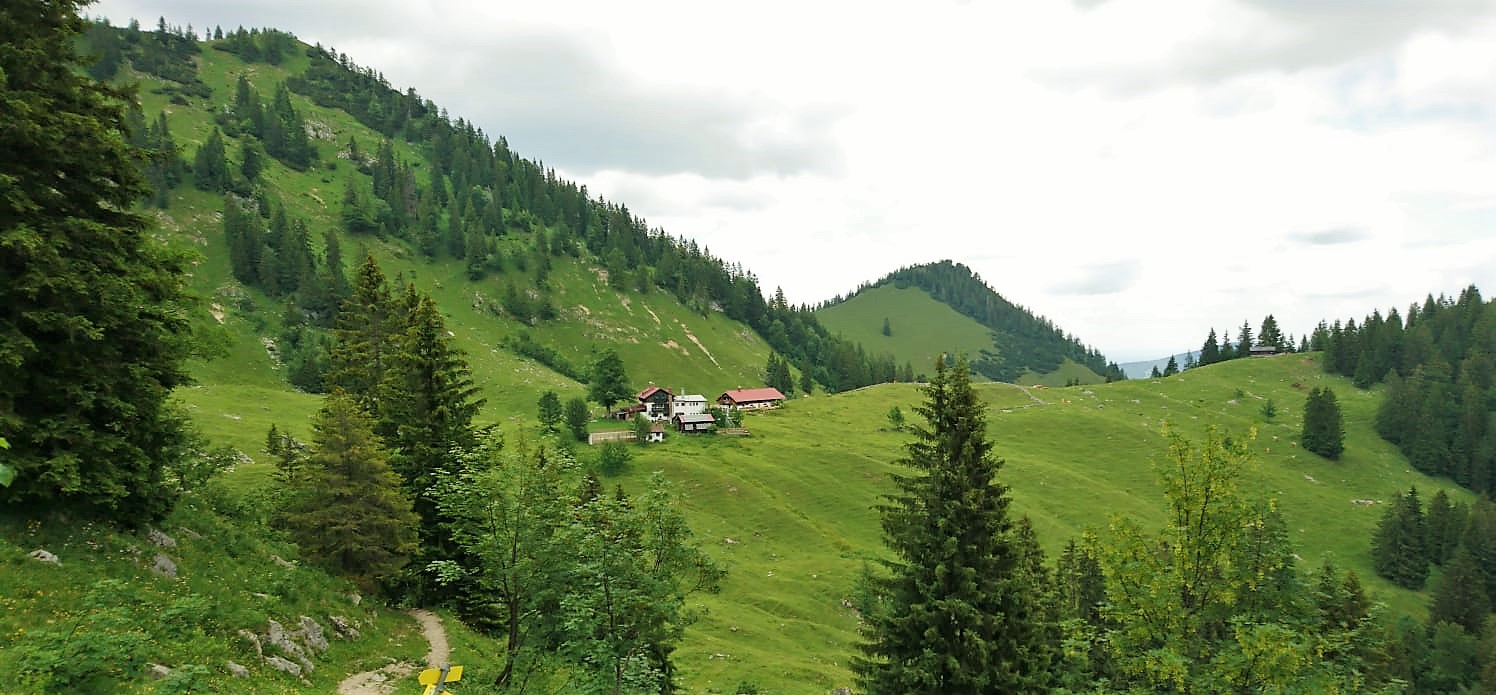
[564,396,591,441]
[1428,546,1491,635]
[1371,488,1430,589]
[1200,328,1221,365]
[1,1,197,524]
[1301,386,1345,459]
[280,392,418,592]
[854,356,1054,694]
[1162,355,1179,376]
[327,255,396,413]
[537,391,563,432]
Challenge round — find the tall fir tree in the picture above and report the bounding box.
[1200,328,1221,366]
[854,356,1055,694]
[327,255,397,414]
[1301,386,1345,459]
[279,392,418,592]
[1428,546,1491,635]
[587,348,632,412]
[1,0,197,524]
[1371,488,1430,589]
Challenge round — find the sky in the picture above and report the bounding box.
[91,0,1496,363]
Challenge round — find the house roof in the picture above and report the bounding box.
[674,413,717,425]
[674,394,708,403]
[637,385,673,400]
[719,387,786,403]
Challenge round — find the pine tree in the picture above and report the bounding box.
[327,255,397,413]
[881,317,892,337]
[1371,488,1430,589]
[1,1,197,524]
[854,356,1055,694]
[192,127,229,192]
[1301,386,1345,459]
[1162,355,1179,376]
[1259,314,1284,349]
[537,391,563,432]
[1425,489,1462,565]
[1200,328,1221,365]
[279,392,418,592]
[1428,546,1491,635]
[1237,320,1254,358]
[380,291,484,541]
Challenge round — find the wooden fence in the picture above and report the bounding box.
[587,431,637,445]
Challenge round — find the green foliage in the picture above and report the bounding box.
[632,413,652,444]
[588,348,632,411]
[504,332,585,382]
[0,1,198,525]
[565,397,591,441]
[599,441,633,476]
[1428,546,1490,635]
[885,405,905,431]
[15,579,151,691]
[538,390,564,432]
[1260,398,1277,420]
[192,127,230,192]
[854,356,1055,694]
[1371,487,1429,589]
[279,392,419,592]
[1301,386,1345,459]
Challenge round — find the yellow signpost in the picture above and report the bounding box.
[417,664,462,694]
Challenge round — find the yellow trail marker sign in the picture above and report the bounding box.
[418,664,462,693]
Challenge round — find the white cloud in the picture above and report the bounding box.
[92,0,1496,362]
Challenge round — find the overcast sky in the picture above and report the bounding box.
[91,0,1496,362]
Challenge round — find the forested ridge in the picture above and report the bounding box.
[78,18,914,396]
[823,260,1127,382]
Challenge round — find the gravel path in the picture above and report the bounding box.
[335,609,450,695]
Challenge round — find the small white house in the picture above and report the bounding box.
[672,394,708,416]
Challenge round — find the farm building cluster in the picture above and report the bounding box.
[601,385,786,442]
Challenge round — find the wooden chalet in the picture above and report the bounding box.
[1249,345,1280,358]
[637,385,674,421]
[717,387,786,410]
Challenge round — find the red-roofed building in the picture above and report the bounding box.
[717,387,786,410]
[637,385,674,420]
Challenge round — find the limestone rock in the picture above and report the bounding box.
[266,619,314,673]
[270,554,296,569]
[148,528,177,548]
[28,549,60,565]
[297,616,329,653]
[226,661,250,678]
[152,553,178,579]
[264,656,302,677]
[147,663,172,680]
[237,629,264,659]
[328,615,361,640]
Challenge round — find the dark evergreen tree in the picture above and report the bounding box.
[881,317,892,337]
[1371,488,1430,589]
[1200,328,1221,366]
[0,1,197,524]
[380,290,484,542]
[239,137,264,182]
[192,127,229,191]
[1150,365,1162,378]
[279,391,418,592]
[1425,489,1463,565]
[1428,546,1491,635]
[327,255,397,414]
[537,390,563,433]
[1301,386,1345,459]
[854,356,1054,694]
[1258,314,1284,349]
[1236,320,1254,359]
[1162,355,1179,377]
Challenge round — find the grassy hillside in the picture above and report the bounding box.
[604,354,1470,692]
[814,284,995,377]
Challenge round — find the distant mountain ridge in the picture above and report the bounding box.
[819,261,1125,382]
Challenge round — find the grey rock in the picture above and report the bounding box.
[237,629,263,659]
[328,615,361,640]
[264,655,301,677]
[347,592,362,606]
[178,526,203,540]
[152,553,178,579]
[147,528,176,548]
[270,554,296,569]
[297,616,329,653]
[831,689,852,695]
[28,549,60,565]
[226,661,250,678]
[266,619,314,673]
[147,663,173,680]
